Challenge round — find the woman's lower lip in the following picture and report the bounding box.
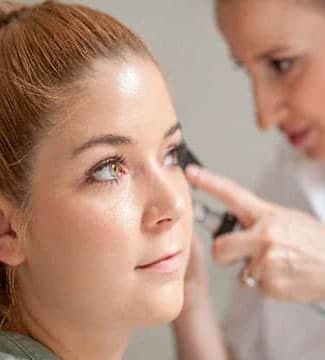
[136,251,183,274]
[287,128,311,147]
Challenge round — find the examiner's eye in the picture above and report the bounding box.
[270,58,294,74]
[164,144,183,166]
[86,155,127,184]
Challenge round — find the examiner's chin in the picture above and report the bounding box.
[304,145,325,160]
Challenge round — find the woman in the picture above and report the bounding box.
[174,0,325,359]
[0,1,193,358]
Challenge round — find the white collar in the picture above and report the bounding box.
[285,144,325,221]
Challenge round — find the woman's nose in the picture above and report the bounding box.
[141,173,186,233]
[252,79,287,130]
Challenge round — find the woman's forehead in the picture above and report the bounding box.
[34,58,177,161]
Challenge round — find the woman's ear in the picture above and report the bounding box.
[0,195,26,266]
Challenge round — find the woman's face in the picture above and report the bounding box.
[17,58,193,331]
[217,0,325,159]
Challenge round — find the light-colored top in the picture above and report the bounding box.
[0,331,58,360]
[224,142,325,360]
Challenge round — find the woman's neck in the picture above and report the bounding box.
[17,299,132,360]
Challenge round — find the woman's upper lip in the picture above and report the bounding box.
[136,250,183,269]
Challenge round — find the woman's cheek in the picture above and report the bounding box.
[32,186,139,260]
[65,196,138,251]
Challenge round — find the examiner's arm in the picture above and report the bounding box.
[172,234,230,360]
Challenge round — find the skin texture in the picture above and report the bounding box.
[0,58,193,360]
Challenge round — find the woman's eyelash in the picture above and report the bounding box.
[84,142,184,187]
[85,154,126,186]
[165,142,185,164]
[169,143,183,155]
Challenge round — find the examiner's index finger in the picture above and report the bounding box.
[185,165,265,225]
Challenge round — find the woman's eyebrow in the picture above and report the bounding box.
[71,134,134,159]
[71,122,181,159]
[164,122,182,138]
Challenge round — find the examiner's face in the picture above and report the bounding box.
[217,0,325,159]
[18,57,193,330]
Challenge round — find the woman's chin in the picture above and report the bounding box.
[137,281,185,327]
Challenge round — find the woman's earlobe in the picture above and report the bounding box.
[0,201,26,267]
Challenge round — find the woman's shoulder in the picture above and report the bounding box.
[0,332,59,360]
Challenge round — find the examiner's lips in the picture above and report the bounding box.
[136,250,183,274]
[282,126,312,147]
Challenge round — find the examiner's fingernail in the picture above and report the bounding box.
[186,164,200,177]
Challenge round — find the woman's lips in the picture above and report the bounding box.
[285,127,312,147]
[136,250,183,274]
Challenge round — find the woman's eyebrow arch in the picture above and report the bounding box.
[164,122,182,138]
[71,122,182,159]
[71,134,134,159]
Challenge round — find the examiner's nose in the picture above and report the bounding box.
[253,79,287,130]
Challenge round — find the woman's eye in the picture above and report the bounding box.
[270,58,294,74]
[87,157,126,184]
[164,145,182,166]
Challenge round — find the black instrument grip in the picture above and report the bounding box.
[212,213,238,238]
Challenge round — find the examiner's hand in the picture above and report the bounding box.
[186,165,325,303]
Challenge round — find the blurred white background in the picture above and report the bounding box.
[26,0,279,358]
